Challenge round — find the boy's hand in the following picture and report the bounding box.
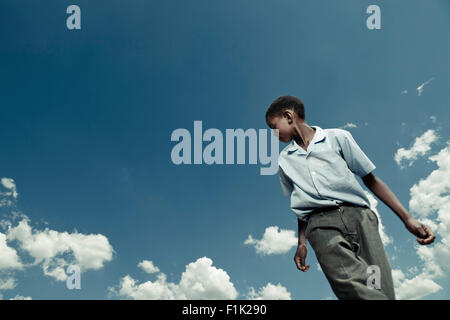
[294,244,310,272]
[404,217,435,245]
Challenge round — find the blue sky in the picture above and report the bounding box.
[0,0,449,300]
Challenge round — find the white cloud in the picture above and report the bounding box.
[246,282,291,300]
[112,273,176,300]
[340,123,357,129]
[244,226,298,256]
[392,141,450,299]
[394,129,438,168]
[0,178,115,288]
[394,273,442,300]
[9,295,32,300]
[0,233,23,270]
[4,217,114,280]
[0,278,16,290]
[392,269,405,288]
[0,178,18,200]
[407,266,419,276]
[364,191,393,246]
[0,199,13,207]
[417,77,435,96]
[138,260,160,274]
[430,116,437,124]
[110,257,239,300]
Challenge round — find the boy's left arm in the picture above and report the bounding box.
[362,172,435,245]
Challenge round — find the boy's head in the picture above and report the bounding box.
[265,95,305,143]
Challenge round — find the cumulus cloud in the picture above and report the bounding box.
[364,191,393,246]
[3,217,114,281]
[408,143,450,217]
[244,226,298,256]
[0,233,23,270]
[112,273,176,300]
[394,129,438,168]
[138,260,160,274]
[0,176,114,296]
[392,269,442,300]
[109,257,239,300]
[392,140,450,299]
[246,282,291,300]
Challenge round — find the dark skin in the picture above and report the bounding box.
[267,109,436,272]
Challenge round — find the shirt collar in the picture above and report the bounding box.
[286,126,326,152]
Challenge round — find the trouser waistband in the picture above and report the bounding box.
[310,202,365,215]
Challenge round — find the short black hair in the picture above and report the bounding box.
[265,95,305,121]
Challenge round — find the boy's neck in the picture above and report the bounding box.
[293,121,316,150]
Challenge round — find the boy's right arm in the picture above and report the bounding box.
[294,218,310,272]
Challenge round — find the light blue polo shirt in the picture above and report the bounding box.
[278,126,376,221]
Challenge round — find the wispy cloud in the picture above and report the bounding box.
[0,278,17,291]
[417,77,435,96]
[0,178,18,200]
[339,123,357,130]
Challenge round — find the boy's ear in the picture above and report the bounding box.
[283,110,294,123]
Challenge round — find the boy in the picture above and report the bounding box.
[266,95,435,300]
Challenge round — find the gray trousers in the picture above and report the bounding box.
[305,204,396,300]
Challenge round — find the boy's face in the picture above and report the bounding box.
[266,114,293,143]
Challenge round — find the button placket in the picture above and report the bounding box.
[308,161,321,196]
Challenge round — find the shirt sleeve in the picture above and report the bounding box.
[279,166,294,197]
[337,130,376,177]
